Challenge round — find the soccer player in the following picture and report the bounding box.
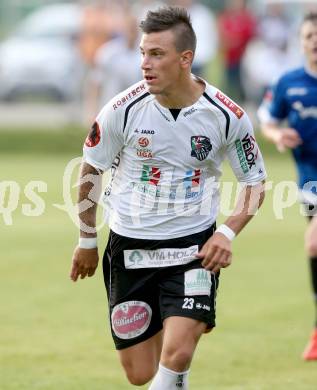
[258,12,317,361]
[70,6,266,389]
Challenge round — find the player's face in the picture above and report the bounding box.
[140,30,185,95]
[301,21,317,66]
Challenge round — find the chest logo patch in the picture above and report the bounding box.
[191,136,212,161]
[138,137,150,147]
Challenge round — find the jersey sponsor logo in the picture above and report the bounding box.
[215,91,244,119]
[124,245,198,269]
[287,87,308,96]
[111,301,152,339]
[191,136,212,161]
[112,83,146,110]
[136,136,153,158]
[134,129,156,134]
[138,137,150,148]
[184,269,212,296]
[132,181,167,198]
[141,165,160,185]
[235,133,258,172]
[141,129,155,134]
[85,121,101,147]
[184,169,201,188]
[183,107,197,117]
[292,101,317,119]
[183,169,202,199]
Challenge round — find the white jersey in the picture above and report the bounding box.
[83,78,266,239]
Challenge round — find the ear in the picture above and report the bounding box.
[180,50,194,68]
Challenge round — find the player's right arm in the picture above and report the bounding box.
[70,99,125,282]
[258,82,302,152]
[70,162,103,282]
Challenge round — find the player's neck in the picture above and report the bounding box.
[306,61,317,76]
[155,76,205,109]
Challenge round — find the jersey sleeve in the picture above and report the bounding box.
[83,102,124,171]
[257,77,288,124]
[225,113,267,185]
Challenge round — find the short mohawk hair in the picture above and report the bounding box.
[140,6,196,54]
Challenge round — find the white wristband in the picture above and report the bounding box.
[79,237,97,249]
[215,224,236,241]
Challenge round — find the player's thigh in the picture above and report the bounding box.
[160,316,208,368]
[160,261,220,332]
[103,231,163,350]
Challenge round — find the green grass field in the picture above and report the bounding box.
[1,128,317,389]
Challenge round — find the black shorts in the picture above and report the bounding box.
[302,203,317,220]
[102,224,219,350]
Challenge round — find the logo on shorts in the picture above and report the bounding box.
[128,250,144,267]
[111,301,152,340]
[191,136,212,161]
[184,269,212,296]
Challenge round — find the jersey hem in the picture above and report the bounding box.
[109,221,216,240]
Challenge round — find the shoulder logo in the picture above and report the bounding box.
[215,91,244,119]
[113,83,146,110]
[85,121,101,147]
[235,132,258,172]
[191,136,212,161]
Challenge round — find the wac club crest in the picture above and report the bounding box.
[190,136,212,161]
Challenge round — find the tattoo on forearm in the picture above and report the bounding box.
[78,163,103,236]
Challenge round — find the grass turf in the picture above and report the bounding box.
[1,128,317,389]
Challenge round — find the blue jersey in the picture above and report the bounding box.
[260,67,317,191]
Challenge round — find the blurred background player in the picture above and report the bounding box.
[242,2,300,104]
[218,0,256,102]
[84,7,142,122]
[171,0,218,77]
[258,12,317,361]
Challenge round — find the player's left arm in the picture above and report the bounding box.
[197,111,266,273]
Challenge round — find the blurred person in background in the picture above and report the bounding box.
[242,2,300,104]
[258,12,317,361]
[218,0,256,102]
[70,6,266,389]
[84,8,142,122]
[171,0,218,77]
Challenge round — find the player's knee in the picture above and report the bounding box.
[161,347,193,371]
[124,364,156,386]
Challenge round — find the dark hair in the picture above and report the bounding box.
[140,6,196,54]
[302,11,317,25]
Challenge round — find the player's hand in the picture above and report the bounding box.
[196,232,232,273]
[70,246,99,282]
[275,128,302,152]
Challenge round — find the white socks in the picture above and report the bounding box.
[148,363,189,389]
